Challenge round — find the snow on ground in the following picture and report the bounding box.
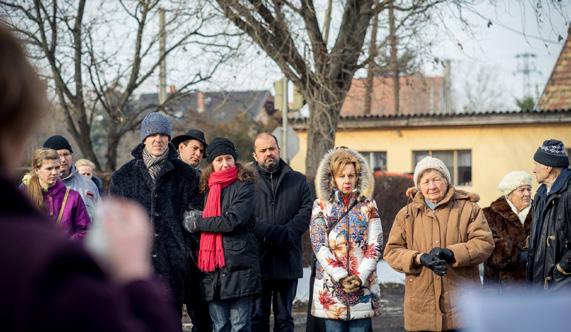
[295,260,404,302]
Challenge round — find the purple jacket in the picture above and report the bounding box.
[43,180,90,240]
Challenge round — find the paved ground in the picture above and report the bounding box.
[183,283,405,331]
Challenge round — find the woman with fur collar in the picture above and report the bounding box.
[384,156,494,331]
[309,147,382,331]
[483,171,532,291]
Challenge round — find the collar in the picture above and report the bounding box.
[505,197,531,224]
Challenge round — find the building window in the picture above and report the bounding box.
[360,151,387,172]
[412,150,472,186]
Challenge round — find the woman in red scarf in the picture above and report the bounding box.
[183,137,261,332]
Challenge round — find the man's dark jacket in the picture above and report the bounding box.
[528,168,571,289]
[251,160,313,280]
[109,143,201,302]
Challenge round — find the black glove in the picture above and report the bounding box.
[419,253,448,276]
[517,249,528,267]
[429,247,455,264]
[183,210,202,233]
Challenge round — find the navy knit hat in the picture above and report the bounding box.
[43,135,73,153]
[206,137,237,163]
[533,139,569,168]
[140,112,172,142]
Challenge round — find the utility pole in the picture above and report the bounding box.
[388,1,399,114]
[514,53,540,99]
[443,60,452,113]
[159,8,167,106]
[281,77,289,163]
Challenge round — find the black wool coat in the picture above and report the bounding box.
[251,161,313,280]
[109,143,201,302]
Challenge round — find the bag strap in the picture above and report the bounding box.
[56,188,71,225]
[327,196,364,236]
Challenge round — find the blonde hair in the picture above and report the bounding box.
[329,148,361,189]
[24,149,59,209]
[75,158,96,170]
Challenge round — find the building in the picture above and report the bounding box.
[538,26,571,110]
[290,109,571,206]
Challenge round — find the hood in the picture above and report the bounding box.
[315,147,374,201]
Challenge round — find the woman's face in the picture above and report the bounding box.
[508,185,532,211]
[212,154,235,171]
[35,159,60,188]
[418,169,447,203]
[334,164,357,195]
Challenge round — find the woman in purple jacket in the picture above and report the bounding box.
[23,148,90,240]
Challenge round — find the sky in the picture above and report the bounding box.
[189,1,571,112]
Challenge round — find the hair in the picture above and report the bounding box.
[328,148,361,190]
[199,162,254,193]
[0,24,47,170]
[24,149,60,209]
[75,158,96,170]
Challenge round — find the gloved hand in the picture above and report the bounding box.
[517,249,528,267]
[419,253,448,276]
[183,210,202,233]
[340,275,362,293]
[429,247,455,264]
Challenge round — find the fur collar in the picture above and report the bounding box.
[406,186,480,209]
[489,196,521,223]
[314,147,374,201]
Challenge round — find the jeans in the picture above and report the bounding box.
[208,296,253,332]
[251,279,298,332]
[324,318,372,332]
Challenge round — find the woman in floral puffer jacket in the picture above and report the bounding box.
[309,147,383,331]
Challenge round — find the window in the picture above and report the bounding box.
[412,150,472,186]
[360,151,387,172]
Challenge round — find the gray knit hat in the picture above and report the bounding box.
[413,156,451,187]
[533,139,569,168]
[140,112,172,142]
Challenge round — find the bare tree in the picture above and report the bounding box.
[463,65,507,113]
[1,0,239,171]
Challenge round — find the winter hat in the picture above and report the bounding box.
[171,129,208,149]
[43,135,73,153]
[533,139,569,168]
[498,171,532,196]
[140,112,172,142]
[413,156,451,187]
[206,137,237,163]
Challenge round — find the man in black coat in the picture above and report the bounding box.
[109,112,202,320]
[528,139,571,290]
[250,133,313,332]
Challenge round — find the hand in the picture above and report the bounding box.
[85,198,153,283]
[517,249,528,267]
[419,253,448,276]
[340,275,362,293]
[429,247,455,264]
[183,209,202,233]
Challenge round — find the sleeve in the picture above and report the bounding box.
[556,194,571,274]
[309,199,348,282]
[70,193,90,241]
[356,200,383,285]
[108,174,122,197]
[194,182,255,234]
[447,204,495,268]
[383,207,422,275]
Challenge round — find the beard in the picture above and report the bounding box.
[261,157,278,172]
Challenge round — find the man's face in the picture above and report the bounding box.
[533,161,551,184]
[144,134,169,157]
[253,135,280,171]
[57,149,73,177]
[77,165,93,178]
[178,139,205,167]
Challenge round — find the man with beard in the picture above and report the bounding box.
[250,133,313,332]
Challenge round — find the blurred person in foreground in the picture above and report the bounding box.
[384,156,494,331]
[0,23,179,332]
[483,171,533,292]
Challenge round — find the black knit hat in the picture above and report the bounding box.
[206,137,236,163]
[43,135,73,153]
[533,139,569,168]
[171,129,208,149]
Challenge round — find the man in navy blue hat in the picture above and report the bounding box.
[528,139,571,289]
[171,129,207,170]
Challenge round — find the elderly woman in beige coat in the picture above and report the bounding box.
[384,156,494,331]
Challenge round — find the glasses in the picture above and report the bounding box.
[419,177,444,187]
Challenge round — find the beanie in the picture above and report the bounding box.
[533,139,569,168]
[498,171,532,196]
[43,135,73,153]
[206,137,237,163]
[413,156,451,187]
[140,112,172,142]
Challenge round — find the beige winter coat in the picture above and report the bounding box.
[383,186,494,331]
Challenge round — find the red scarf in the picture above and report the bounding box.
[197,166,239,272]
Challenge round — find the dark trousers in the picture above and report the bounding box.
[185,267,213,332]
[252,279,298,332]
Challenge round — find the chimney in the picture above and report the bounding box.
[197,91,205,113]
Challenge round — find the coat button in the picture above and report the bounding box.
[154,212,160,217]
[152,253,157,259]
[154,233,159,238]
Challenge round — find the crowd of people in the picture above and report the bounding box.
[1,23,571,332]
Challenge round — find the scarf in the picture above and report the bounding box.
[197,166,239,272]
[142,147,168,182]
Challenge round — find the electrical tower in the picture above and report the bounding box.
[514,53,541,99]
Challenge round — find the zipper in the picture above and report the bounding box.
[346,201,351,321]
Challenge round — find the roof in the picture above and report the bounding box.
[341,75,446,116]
[538,26,571,110]
[290,108,571,130]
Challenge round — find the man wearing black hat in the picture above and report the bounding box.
[528,139,571,289]
[171,129,207,170]
[43,135,100,221]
